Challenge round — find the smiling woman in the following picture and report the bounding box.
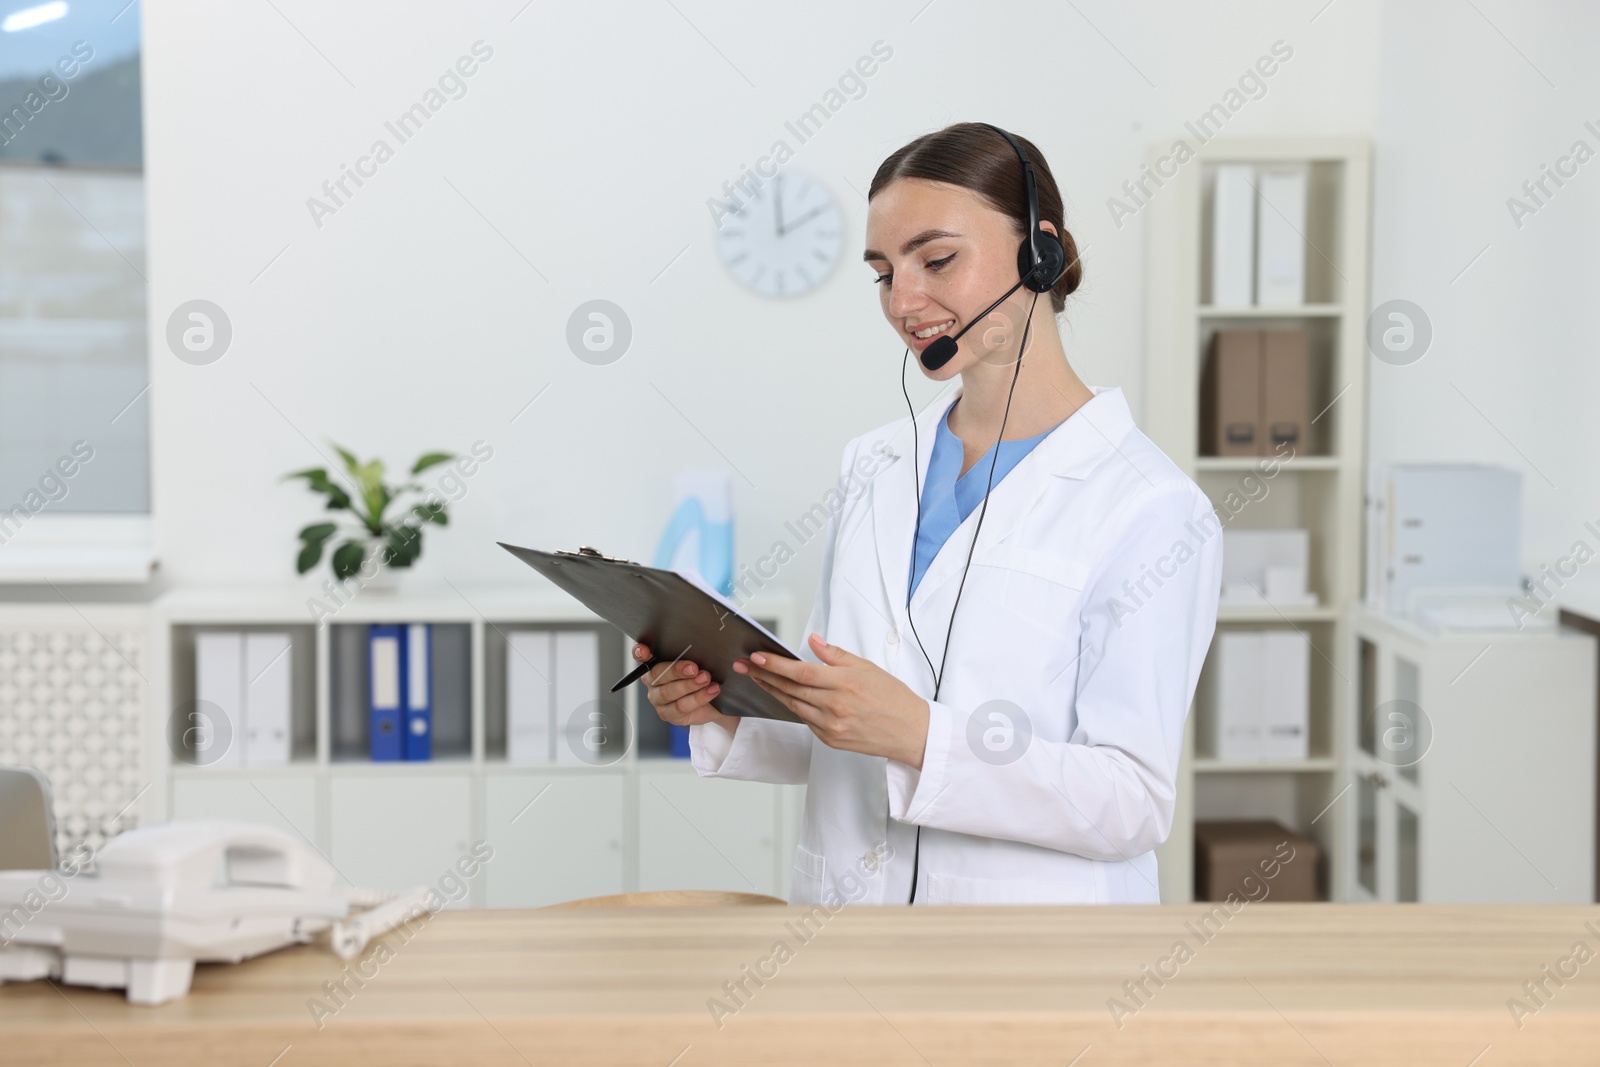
[638,121,1222,909]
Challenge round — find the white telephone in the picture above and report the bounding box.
[0,820,434,1005]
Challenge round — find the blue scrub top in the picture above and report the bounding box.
[908,397,1060,600]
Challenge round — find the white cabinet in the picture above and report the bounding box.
[638,763,780,895]
[171,771,318,842]
[329,772,473,902]
[1346,607,1596,903]
[144,588,800,909]
[484,770,624,907]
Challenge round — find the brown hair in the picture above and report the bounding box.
[867,122,1082,314]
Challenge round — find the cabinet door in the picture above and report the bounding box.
[638,766,778,895]
[329,773,473,903]
[484,771,624,907]
[1348,636,1425,903]
[171,773,319,845]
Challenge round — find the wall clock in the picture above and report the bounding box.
[715,170,842,298]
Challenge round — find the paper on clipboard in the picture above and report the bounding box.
[673,566,802,660]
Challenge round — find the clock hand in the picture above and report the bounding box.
[781,204,829,233]
[774,173,785,237]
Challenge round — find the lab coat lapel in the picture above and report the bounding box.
[906,417,1051,615]
[868,382,1054,640]
[867,384,1136,653]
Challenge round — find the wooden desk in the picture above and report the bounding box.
[4,904,1600,1065]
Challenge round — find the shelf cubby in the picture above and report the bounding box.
[1195,314,1343,458]
[480,619,627,765]
[1198,157,1348,308]
[1195,617,1340,766]
[328,620,473,762]
[1191,767,1338,900]
[167,621,318,766]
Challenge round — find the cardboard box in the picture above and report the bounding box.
[1200,328,1309,457]
[1261,329,1308,451]
[1195,820,1320,902]
[1199,330,1260,456]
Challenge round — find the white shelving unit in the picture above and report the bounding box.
[1144,138,1372,903]
[149,585,803,908]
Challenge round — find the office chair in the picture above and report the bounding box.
[0,766,58,870]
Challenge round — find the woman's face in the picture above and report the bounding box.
[863,177,1044,378]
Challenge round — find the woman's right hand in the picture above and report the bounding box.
[634,643,739,734]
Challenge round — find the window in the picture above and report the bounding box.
[0,0,148,577]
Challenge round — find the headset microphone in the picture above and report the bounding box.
[918,278,1026,371]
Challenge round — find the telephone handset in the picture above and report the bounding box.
[0,820,435,1005]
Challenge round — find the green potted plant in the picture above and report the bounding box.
[286,445,456,588]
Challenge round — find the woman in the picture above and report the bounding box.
[636,122,1221,905]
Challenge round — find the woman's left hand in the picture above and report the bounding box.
[733,633,930,769]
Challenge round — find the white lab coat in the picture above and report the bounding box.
[690,383,1222,905]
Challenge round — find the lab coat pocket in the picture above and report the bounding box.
[975,545,1091,637]
[925,872,1099,905]
[789,843,826,904]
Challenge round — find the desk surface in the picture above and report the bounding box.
[4,904,1600,1066]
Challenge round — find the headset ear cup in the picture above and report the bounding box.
[1018,229,1068,293]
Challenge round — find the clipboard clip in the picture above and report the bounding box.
[558,545,640,565]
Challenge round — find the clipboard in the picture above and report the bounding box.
[497,543,805,724]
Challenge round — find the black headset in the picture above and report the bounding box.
[917,123,1067,370]
[899,123,1068,903]
[988,123,1069,297]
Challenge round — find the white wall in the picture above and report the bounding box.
[142,0,1380,605]
[1369,0,1600,606]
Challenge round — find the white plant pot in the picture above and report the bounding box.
[360,540,403,594]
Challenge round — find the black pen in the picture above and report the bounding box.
[610,656,661,693]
